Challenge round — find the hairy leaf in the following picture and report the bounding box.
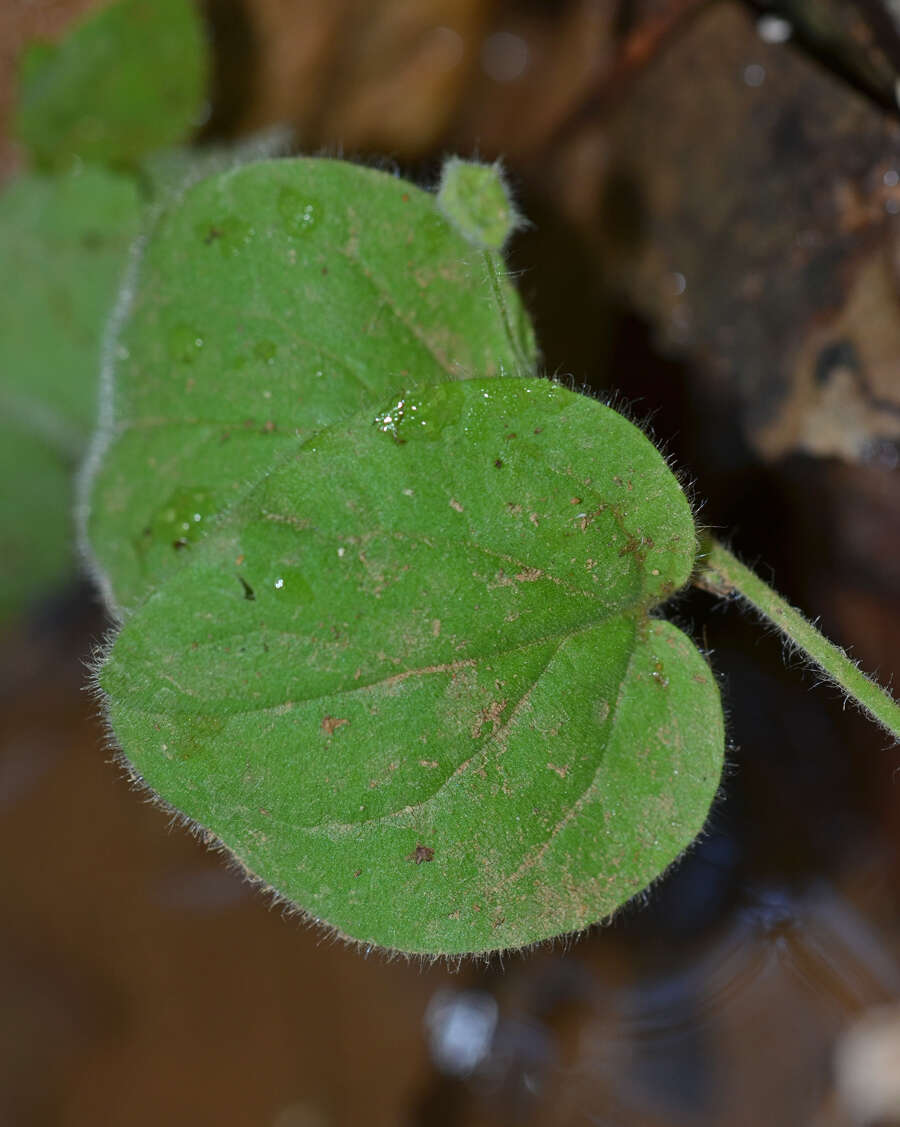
[437,158,523,250]
[101,379,723,955]
[0,166,141,619]
[15,0,208,172]
[85,157,536,612]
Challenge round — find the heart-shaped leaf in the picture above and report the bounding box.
[84,157,536,612]
[100,378,724,955]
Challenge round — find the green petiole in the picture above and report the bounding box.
[695,535,900,742]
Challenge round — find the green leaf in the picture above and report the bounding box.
[0,430,74,620]
[437,158,523,250]
[0,166,141,620]
[85,157,537,612]
[15,0,209,172]
[100,378,723,955]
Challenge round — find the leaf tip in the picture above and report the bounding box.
[436,157,525,252]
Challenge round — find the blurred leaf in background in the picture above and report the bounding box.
[0,166,140,622]
[14,0,209,173]
[0,0,210,624]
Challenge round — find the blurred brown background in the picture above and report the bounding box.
[2,1,900,1124]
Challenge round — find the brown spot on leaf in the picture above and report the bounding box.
[471,699,508,739]
[449,498,464,512]
[515,567,543,582]
[578,504,608,532]
[407,843,434,864]
[618,533,650,561]
[321,715,349,735]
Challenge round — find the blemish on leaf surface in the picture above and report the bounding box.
[321,715,349,735]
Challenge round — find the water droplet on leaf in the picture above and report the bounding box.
[269,566,313,605]
[277,187,320,237]
[141,487,216,553]
[374,383,466,443]
[254,339,277,366]
[198,214,255,256]
[167,323,205,364]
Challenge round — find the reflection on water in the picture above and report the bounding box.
[835,1003,900,1124]
[426,990,499,1077]
[423,882,900,1126]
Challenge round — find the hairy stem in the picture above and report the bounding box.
[695,535,900,742]
[482,250,533,377]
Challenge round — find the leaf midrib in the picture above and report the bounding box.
[133,535,646,706]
